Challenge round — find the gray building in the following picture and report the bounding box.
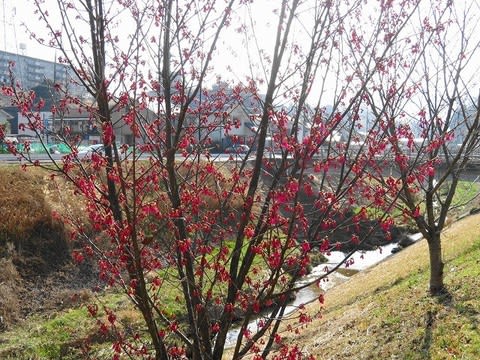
[0,50,71,91]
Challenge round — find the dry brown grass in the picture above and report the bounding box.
[0,166,76,328]
[0,167,50,239]
[0,258,21,329]
[0,166,71,273]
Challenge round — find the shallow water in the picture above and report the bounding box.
[224,233,423,348]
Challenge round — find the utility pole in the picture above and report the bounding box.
[2,0,6,51]
[51,50,57,143]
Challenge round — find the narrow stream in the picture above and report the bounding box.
[224,233,423,348]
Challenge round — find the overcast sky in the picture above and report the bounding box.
[2,0,480,114]
[0,0,308,93]
[1,0,42,58]
[1,0,277,61]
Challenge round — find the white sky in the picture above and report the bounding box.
[2,0,480,112]
[1,0,278,61]
[1,0,51,59]
[0,0,321,97]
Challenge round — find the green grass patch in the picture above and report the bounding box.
[372,245,480,359]
[0,307,93,359]
[445,180,480,206]
[0,290,149,360]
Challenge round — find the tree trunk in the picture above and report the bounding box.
[427,233,445,295]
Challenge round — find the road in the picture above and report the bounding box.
[0,152,255,164]
[0,153,65,163]
[1,152,478,182]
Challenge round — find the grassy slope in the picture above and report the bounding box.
[278,213,480,359]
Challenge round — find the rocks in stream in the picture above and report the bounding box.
[391,233,416,253]
[309,218,413,253]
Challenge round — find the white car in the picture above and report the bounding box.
[225,144,250,154]
[78,144,104,160]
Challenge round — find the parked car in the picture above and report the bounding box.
[224,144,250,154]
[77,144,104,160]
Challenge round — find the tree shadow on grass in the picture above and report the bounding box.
[421,288,480,359]
[421,289,452,359]
[421,309,436,359]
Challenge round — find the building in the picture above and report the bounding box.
[451,105,479,146]
[0,50,75,92]
[14,101,157,146]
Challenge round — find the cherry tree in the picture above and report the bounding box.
[0,0,460,358]
[363,0,480,295]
